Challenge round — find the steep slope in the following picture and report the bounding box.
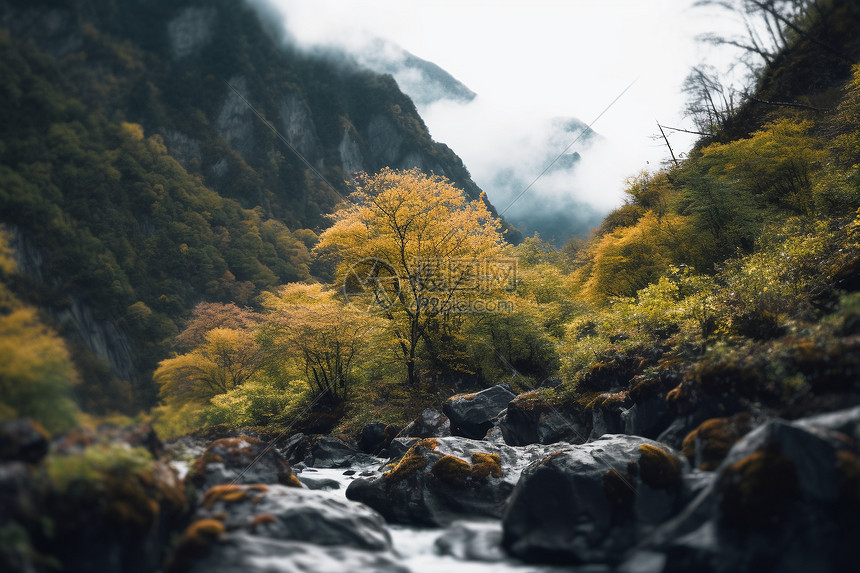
[349,37,477,107]
[0,0,503,412]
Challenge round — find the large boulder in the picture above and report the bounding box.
[197,484,391,550]
[358,423,401,455]
[498,392,586,446]
[170,483,404,573]
[619,416,860,573]
[443,384,515,439]
[282,434,370,468]
[346,436,557,527]
[172,532,408,573]
[397,408,451,439]
[501,434,687,565]
[187,436,299,492]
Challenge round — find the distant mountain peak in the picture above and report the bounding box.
[353,37,477,107]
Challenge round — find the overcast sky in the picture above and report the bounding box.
[263,0,747,223]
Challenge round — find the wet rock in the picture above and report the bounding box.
[620,418,860,573]
[187,436,298,492]
[397,408,451,439]
[385,437,419,459]
[283,434,370,468]
[358,423,385,454]
[796,404,860,441]
[306,436,367,468]
[621,397,673,439]
[346,436,552,527]
[501,434,686,565]
[0,419,50,464]
[173,484,404,573]
[443,384,515,439]
[196,484,392,551]
[590,402,627,440]
[358,422,401,455]
[299,477,340,491]
[499,393,586,446]
[176,532,408,573]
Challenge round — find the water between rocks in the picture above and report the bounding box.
[295,465,601,573]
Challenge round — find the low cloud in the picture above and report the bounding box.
[255,0,748,244]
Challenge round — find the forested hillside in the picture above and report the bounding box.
[0,0,502,415]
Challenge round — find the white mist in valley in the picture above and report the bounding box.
[261,0,749,243]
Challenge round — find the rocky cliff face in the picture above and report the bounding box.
[9,226,138,385]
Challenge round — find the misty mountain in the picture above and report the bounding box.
[0,0,507,410]
[482,116,605,246]
[351,38,477,107]
[348,39,609,246]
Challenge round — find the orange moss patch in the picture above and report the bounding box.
[211,512,228,521]
[383,438,438,482]
[201,483,264,508]
[628,376,661,402]
[431,455,472,487]
[637,444,682,490]
[587,391,629,411]
[286,473,303,488]
[681,413,753,470]
[251,513,277,527]
[665,383,689,409]
[575,391,603,408]
[167,519,226,573]
[183,518,225,539]
[470,453,503,479]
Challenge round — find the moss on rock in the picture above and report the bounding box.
[431,455,472,488]
[470,452,503,479]
[637,444,682,490]
[202,484,268,509]
[681,413,753,470]
[382,438,438,482]
[166,519,225,573]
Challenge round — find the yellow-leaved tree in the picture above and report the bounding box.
[154,326,268,405]
[259,283,384,405]
[315,168,507,386]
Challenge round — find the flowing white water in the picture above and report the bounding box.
[295,464,601,573]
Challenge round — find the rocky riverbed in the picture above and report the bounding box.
[2,384,860,572]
